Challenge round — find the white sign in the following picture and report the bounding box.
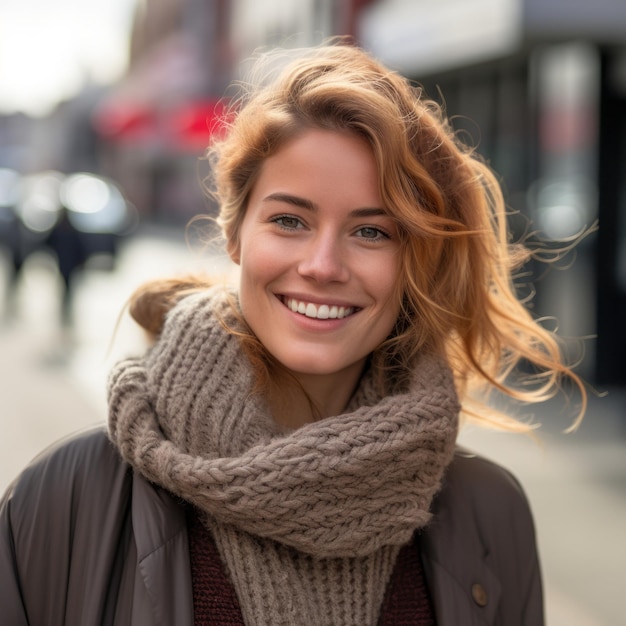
[359,0,522,76]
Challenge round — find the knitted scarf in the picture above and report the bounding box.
[107,287,459,625]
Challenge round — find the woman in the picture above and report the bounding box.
[1,41,586,625]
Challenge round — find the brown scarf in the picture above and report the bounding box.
[108,287,459,625]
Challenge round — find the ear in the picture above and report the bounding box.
[227,239,241,265]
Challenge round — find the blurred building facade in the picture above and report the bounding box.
[355,0,625,384]
[1,0,623,386]
[89,0,233,224]
[91,0,370,225]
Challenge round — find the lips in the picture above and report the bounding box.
[284,297,357,320]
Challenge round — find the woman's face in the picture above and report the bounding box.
[231,128,401,391]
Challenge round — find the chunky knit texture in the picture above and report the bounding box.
[187,506,435,626]
[108,287,459,625]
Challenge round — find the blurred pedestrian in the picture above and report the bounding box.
[45,206,88,327]
[0,39,587,625]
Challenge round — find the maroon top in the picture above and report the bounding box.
[187,508,435,625]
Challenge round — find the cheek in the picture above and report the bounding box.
[379,258,403,328]
[238,235,290,302]
[374,253,401,301]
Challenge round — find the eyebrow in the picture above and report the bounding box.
[263,192,387,218]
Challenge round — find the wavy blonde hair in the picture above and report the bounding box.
[131,39,587,431]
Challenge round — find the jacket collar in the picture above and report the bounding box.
[420,451,501,626]
[132,472,194,626]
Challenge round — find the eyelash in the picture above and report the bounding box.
[272,215,303,231]
[270,214,391,242]
[355,226,391,242]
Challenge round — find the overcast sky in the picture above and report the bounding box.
[0,0,136,117]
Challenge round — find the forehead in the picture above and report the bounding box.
[249,128,382,207]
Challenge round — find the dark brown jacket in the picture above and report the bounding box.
[0,428,543,625]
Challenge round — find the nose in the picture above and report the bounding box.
[297,232,350,283]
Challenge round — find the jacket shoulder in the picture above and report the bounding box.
[4,426,128,506]
[422,447,543,625]
[442,447,533,516]
[431,447,539,560]
[0,427,134,625]
[1,426,133,552]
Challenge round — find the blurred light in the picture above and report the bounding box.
[18,171,64,233]
[61,173,129,233]
[61,174,111,215]
[538,204,586,240]
[529,177,597,240]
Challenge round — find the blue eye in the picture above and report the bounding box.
[356,226,388,241]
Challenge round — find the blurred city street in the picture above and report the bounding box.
[0,225,624,625]
[0,1,625,624]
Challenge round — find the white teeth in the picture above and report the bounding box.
[317,305,330,319]
[286,298,354,320]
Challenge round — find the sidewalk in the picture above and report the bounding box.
[1,229,624,625]
[0,319,103,487]
[459,408,626,625]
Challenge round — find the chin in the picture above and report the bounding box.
[278,353,363,379]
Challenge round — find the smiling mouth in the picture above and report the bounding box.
[283,297,358,320]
